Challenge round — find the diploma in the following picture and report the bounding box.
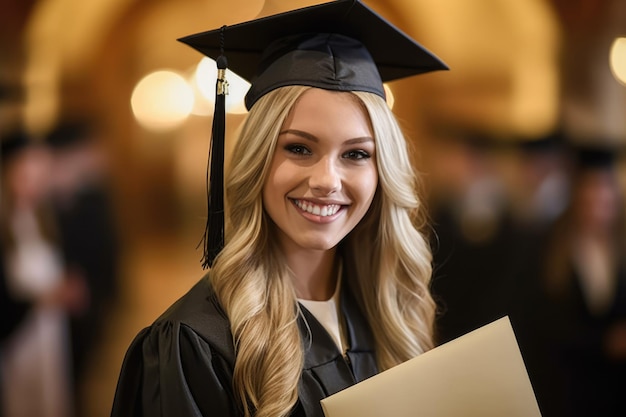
[321,316,541,417]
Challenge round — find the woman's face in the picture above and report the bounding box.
[574,169,621,231]
[263,88,378,253]
[5,146,53,207]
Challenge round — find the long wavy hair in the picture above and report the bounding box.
[209,86,435,417]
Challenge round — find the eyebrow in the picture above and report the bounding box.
[279,129,374,145]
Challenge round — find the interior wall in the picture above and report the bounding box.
[4,0,625,246]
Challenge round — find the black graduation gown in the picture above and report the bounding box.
[544,266,626,417]
[0,256,31,342]
[54,184,121,383]
[1,256,32,417]
[111,277,378,417]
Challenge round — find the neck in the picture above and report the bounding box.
[285,247,339,301]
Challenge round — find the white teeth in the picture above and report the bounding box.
[294,200,340,217]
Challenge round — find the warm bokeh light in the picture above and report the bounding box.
[609,37,626,86]
[194,57,251,115]
[384,83,395,109]
[188,69,215,117]
[131,70,194,131]
[404,0,560,137]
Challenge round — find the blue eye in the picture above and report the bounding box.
[285,144,311,155]
[344,150,371,160]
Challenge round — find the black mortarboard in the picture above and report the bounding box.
[1,130,31,163]
[46,120,94,149]
[518,130,564,155]
[573,146,619,171]
[180,0,447,109]
[179,0,448,268]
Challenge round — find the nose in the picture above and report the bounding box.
[309,157,341,195]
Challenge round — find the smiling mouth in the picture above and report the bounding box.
[291,199,342,217]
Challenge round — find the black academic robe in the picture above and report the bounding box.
[54,184,120,383]
[0,256,31,342]
[544,266,626,417]
[1,256,32,417]
[111,277,378,417]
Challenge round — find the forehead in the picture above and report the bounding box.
[282,88,373,137]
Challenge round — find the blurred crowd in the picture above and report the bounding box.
[2,121,626,417]
[428,130,626,416]
[1,122,120,417]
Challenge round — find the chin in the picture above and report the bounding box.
[295,236,341,252]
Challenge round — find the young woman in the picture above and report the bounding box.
[111,1,447,416]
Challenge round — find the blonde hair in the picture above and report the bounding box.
[348,91,435,367]
[209,86,434,417]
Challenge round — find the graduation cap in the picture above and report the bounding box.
[179,0,448,268]
[1,130,32,163]
[46,120,94,149]
[517,130,565,155]
[573,145,620,171]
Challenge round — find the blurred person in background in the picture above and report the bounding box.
[429,133,528,344]
[537,145,626,416]
[0,130,87,417]
[0,132,37,417]
[488,132,570,416]
[428,132,562,415]
[46,119,120,414]
[508,131,570,234]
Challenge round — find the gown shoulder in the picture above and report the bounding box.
[111,277,240,417]
[111,276,379,417]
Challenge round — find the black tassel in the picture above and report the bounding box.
[200,27,229,269]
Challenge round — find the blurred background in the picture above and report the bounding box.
[1,0,625,416]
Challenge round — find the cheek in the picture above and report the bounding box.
[262,173,278,209]
[262,160,292,213]
[357,168,378,206]
[264,163,290,197]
